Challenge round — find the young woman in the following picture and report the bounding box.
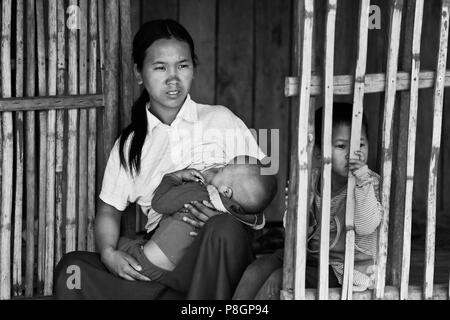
[54,19,265,299]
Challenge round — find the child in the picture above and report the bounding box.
[119,155,277,281]
[233,102,383,299]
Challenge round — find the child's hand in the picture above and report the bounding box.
[348,150,367,174]
[173,169,205,183]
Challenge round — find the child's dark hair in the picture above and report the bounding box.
[314,102,369,148]
[119,19,198,175]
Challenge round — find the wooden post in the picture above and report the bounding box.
[341,0,370,300]
[87,0,99,252]
[400,0,424,300]
[13,0,25,298]
[44,0,57,296]
[25,0,36,298]
[317,0,337,300]
[119,0,133,128]
[0,0,13,300]
[375,0,404,300]
[423,0,450,300]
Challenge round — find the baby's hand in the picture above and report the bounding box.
[348,150,367,174]
[173,169,205,183]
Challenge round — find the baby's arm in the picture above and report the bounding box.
[353,165,383,236]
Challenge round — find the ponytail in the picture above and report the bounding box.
[119,90,149,175]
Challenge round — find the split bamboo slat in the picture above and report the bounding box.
[98,0,105,90]
[317,0,336,300]
[375,0,404,300]
[341,0,370,300]
[88,0,99,253]
[294,0,314,300]
[44,0,58,296]
[400,0,424,300]
[78,0,89,252]
[120,0,133,129]
[36,0,47,295]
[0,95,104,112]
[25,0,36,298]
[13,0,25,298]
[55,0,66,264]
[424,0,450,300]
[0,0,13,300]
[66,0,79,254]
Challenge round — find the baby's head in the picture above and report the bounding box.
[315,103,369,178]
[210,156,277,213]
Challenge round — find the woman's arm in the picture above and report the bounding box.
[95,200,151,281]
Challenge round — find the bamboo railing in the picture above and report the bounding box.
[284,0,450,300]
[0,0,111,299]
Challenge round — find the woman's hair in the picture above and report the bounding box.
[119,19,198,175]
[314,102,369,148]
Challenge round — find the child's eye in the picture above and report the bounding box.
[360,143,366,148]
[335,144,346,149]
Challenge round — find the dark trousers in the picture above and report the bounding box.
[53,214,254,300]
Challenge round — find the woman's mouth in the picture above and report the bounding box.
[167,89,181,97]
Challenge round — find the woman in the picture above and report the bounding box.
[54,19,265,300]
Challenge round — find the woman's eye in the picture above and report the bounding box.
[154,66,165,71]
[178,64,189,69]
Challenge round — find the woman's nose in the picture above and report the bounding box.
[166,67,180,85]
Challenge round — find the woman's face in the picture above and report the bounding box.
[136,38,194,113]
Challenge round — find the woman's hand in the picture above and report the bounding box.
[100,247,151,282]
[182,200,220,236]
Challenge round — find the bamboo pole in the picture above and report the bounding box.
[66,0,79,253]
[13,0,25,298]
[341,0,370,300]
[0,0,13,300]
[400,0,424,300]
[36,0,47,295]
[44,0,58,296]
[375,0,404,300]
[87,0,99,252]
[317,0,336,300]
[78,0,88,252]
[293,0,314,300]
[55,0,66,265]
[423,0,450,300]
[25,0,36,298]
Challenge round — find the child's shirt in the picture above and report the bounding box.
[307,165,383,291]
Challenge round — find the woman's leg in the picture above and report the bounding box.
[161,214,254,300]
[53,251,183,299]
[232,248,284,300]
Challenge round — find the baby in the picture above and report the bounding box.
[119,155,277,281]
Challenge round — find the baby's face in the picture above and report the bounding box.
[331,123,369,178]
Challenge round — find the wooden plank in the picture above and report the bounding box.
[98,0,105,89]
[87,0,98,253]
[179,0,216,105]
[119,0,133,128]
[424,0,450,300]
[78,0,88,252]
[66,0,79,253]
[375,0,404,300]
[36,0,47,295]
[0,0,13,300]
[305,284,449,300]
[55,0,66,265]
[253,0,291,222]
[341,0,370,300]
[25,0,36,298]
[294,0,314,300]
[130,0,141,102]
[216,0,253,125]
[141,0,178,22]
[317,0,337,300]
[13,0,25,298]
[44,0,57,296]
[400,0,424,300]
[285,70,450,97]
[103,0,120,170]
[0,94,104,112]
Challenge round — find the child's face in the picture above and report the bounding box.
[332,123,369,178]
[136,38,194,112]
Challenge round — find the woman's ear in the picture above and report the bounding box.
[134,64,143,85]
[219,186,233,199]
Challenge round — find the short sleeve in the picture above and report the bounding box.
[99,141,133,211]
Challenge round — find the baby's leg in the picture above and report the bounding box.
[117,237,167,281]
